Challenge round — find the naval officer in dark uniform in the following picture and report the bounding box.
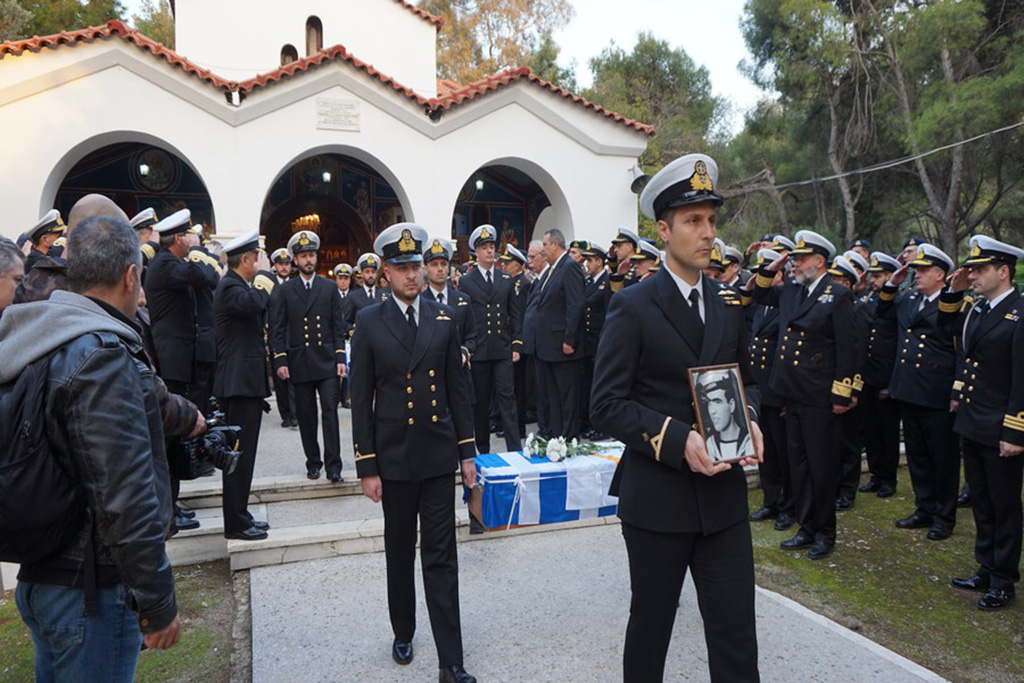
[879,243,959,540]
[348,252,391,314]
[24,210,65,272]
[592,154,763,683]
[213,231,275,541]
[458,224,523,454]
[579,241,611,440]
[268,230,348,481]
[269,248,298,427]
[753,230,857,560]
[423,236,477,365]
[500,244,532,438]
[944,236,1024,611]
[351,223,478,683]
[130,208,160,268]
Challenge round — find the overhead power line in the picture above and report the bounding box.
[727,120,1024,196]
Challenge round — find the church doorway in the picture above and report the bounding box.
[261,153,406,276]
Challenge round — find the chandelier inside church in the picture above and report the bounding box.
[291,213,321,233]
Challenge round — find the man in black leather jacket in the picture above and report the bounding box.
[0,216,180,681]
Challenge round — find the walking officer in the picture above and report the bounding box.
[270,248,297,427]
[351,223,478,683]
[592,153,763,683]
[349,252,390,314]
[944,236,1024,611]
[268,231,348,481]
[213,231,275,541]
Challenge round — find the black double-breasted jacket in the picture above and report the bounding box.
[458,266,521,361]
[212,269,274,399]
[268,275,347,384]
[583,270,611,358]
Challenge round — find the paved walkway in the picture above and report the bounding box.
[249,523,947,682]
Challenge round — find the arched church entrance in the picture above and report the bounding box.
[53,141,215,233]
[261,153,407,276]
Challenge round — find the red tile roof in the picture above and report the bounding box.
[392,0,443,29]
[0,21,653,136]
[433,66,655,136]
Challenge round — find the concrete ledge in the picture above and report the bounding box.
[166,505,267,566]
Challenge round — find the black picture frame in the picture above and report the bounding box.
[687,363,756,463]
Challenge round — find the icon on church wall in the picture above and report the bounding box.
[489,206,524,254]
[134,148,178,193]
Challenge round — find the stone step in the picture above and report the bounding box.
[178,473,370,510]
[165,504,268,566]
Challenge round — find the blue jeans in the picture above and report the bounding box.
[16,582,142,683]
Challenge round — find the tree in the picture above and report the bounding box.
[419,0,574,83]
[0,0,31,41]
[525,29,577,91]
[18,1,125,38]
[132,0,174,48]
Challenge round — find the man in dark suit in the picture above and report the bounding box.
[533,228,586,441]
[878,243,959,540]
[521,241,546,435]
[145,208,220,531]
[578,241,611,440]
[270,248,297,427]
[592,154,763,683]
[858,252,902,498]
[268,230,348,481]
[753,229,857,560]
[458,225,522,454]
[185,227,222,415]
[746,249,796,531]
[944,236,1024,611]
[500,245,531,438]
[351,223,478,683]
[213,231,275,541]
[348,252,391,315]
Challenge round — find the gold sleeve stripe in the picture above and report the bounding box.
[1004,413,1024,432]
[879,290,896,302]
[740,292,753,306]
[939,300,961,313]
[458,438,474,445]
[755,272,774,289]
[141,244,156,260]
[273,352,287,358]
[650,416,671,462]
[952,381,965,391]
[832,379,854,398]
[354,452,377,461]
[254,274,275,293]
[852,374,864,392]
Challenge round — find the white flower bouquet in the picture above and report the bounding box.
[524,434,602,462]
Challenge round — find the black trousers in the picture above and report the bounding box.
[470,359,521,453]
[538,358,582,441]
[220,396,263,534]
[785,402,839,544]
[513,354,529,432]
[293,376,342,475]
[189,361,215,416]
[837,407,863,499]
[580,355,596,434]
[272,371,295,420]
[900,401,958,531]
[164,378,191,506]
[758,405,792,514]
[381,474,463,667]
[962,438,1023,590]
[859,385,901,486]
[621,521,759,683]
[531,355,550,438]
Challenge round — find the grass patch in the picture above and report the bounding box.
[1,561,235,683]
[750,479,1024,683]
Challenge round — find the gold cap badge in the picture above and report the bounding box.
[398,229,416,254]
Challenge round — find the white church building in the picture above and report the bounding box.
[0,0,652,270]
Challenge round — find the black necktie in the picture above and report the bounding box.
[967,301,989,346]
[407,305,417,332]
[437,291,445,305]
[688,290,704,328]
[586,276,594,286]
[486,270,492,286]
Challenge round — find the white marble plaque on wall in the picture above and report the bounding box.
[316,98,360,131]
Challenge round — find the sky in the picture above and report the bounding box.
[119,0,767,135]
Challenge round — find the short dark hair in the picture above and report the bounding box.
[159,232,176,249]
[544,229,566,249]
[67,216,141,292]
[0,237,24,275]
[227,252,245,269]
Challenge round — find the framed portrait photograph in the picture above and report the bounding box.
[687,363,756,463]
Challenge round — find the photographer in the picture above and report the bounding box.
[214,231,275,540]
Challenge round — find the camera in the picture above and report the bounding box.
[178,411,242,479]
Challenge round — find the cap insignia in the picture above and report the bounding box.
[970,243,981,257]
[298,233,311,247]
[690,161,713,192]
[710,242,723,262]
[480,227,492,240]
[917,246,926,260]
[430,240,445,255]
[398,229,416,254]
[870,257,878,267]
[796,238,806,249]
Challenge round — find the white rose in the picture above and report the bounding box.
[547,437,567,462]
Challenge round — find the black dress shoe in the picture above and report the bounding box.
[876,483,896,498]
[281,419,291,428]
[895,512,932,529]
[780,530,814,550]
[469,515,486,535]
[495,428,506,438]
[927,526,952,541]
[175,505,197,519]
[749,506,778,522]
[439,665,476,683]
[175,515,200,531]
[774,512,795,531]
[858,479,880,493]
[957,492,973,508]
[950,574,990,593]
[225,527,268,541]
[835,495,854,511]
[807,540,834,560]
[341,399,351,409]
[306,466,321,480]
[392,639,413,665]
[251,519,270,531]
[978,588,1015,611]
[328,472,343,483]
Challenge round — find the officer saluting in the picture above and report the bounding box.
[213,231,275,541]
[268,230,348,481]
[591,153,763,683]
[130,208,160,267]
[943,236,1024,611]
[351,224,478,683]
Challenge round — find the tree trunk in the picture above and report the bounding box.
[827,87,858,244]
